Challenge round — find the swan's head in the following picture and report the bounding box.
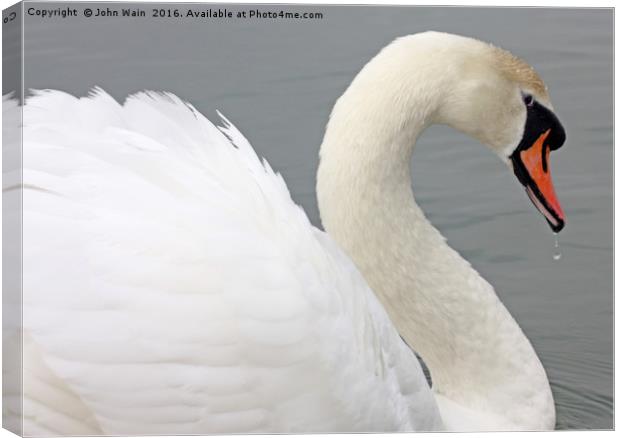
[424,32,567,232]
[321,32,566,232]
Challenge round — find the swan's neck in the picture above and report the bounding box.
[317,48,554,430]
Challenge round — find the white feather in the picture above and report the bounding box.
[21,88,443,435]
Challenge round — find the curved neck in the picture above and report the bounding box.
[316,55,554,430]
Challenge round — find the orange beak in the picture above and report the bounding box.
[511,129,565,232]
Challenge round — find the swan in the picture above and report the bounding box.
[14,31,566,435]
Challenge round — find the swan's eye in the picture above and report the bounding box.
[523,94,534,107]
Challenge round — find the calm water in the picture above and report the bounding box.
[18,3,613,430]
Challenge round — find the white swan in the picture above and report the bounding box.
[16,31,566,435]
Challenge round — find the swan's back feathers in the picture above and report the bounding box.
[22,89,442,434]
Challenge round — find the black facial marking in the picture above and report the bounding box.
[514,100,566,156]
[510,99,565,187]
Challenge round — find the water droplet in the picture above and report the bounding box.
[553,232,562,261]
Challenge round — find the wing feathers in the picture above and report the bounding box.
[21,89,442,434]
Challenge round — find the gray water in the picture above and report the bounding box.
[18,3,613,430]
